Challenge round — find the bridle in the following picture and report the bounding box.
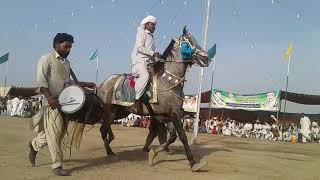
[155,36,208,100]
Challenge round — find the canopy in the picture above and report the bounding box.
[201,89,320,105]
[281,91,320,105]
[6,86,38,98]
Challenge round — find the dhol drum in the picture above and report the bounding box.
[58,85,103,125]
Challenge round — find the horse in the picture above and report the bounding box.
[97,26,210,172]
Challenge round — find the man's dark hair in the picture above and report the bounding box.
[53,33,74,48]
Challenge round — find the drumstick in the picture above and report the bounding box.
[60,102,81,106]
[60,99,77,106]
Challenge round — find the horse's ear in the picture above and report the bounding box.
[183,26,188,36]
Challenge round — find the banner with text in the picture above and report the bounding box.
[210,89,280,111]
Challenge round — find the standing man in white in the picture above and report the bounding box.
[299,113,311,143]
[131,15,161,112]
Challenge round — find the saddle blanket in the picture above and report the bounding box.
[111,74,158,106]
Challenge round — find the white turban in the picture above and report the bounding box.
[137,15,157,31]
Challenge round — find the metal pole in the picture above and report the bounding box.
[207,56,216,121]
[278,99,283,140]
[282,55,290,141]
[95,57,99,84]
[191,0,211,144]
[276,98,281,123]
[3,60,9,96]
[283,55,290,124]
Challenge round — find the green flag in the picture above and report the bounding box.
[89,49,99,61]
[0,52,9,64]
[207,44,216,60]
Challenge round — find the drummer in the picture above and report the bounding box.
[28,33,94,176]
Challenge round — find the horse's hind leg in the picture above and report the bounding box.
[105,124,116,156]
[143,120,167,152]
[100,115,117,156]
[149,110,207,172]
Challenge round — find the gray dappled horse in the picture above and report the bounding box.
[97,27,210,172]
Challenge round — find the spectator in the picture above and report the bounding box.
[222,123,232,136]
[299,113,311,143]
[198,121,207,133]
[311,121,319,143]
[133,117,141,127]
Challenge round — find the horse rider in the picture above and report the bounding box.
[28,33,94,176]
[131,15,161,112]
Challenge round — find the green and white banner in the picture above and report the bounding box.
[210,89,281,111]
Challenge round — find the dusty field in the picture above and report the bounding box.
[0,116,319,180]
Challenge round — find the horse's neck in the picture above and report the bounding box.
[163,46,187,79]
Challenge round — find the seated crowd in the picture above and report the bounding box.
[0,96,42,118]
[191,115,320,143]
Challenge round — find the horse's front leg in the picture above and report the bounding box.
[143,120,158,152]
[164,122,177,151]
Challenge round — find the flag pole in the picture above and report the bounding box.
[283,55,290,124]
[191,0,211,144]
[207,56,216,121]
[95,56,99,84]
[3,59,9,96]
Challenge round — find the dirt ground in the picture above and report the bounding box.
[0,116,319,180]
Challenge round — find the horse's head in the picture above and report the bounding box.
[177,26,210,67]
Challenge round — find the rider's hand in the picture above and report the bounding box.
[47,97,60,110]
[153,52,161,59]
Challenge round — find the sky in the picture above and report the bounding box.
[0,0,319,113]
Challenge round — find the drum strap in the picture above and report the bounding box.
[70,68,79,83]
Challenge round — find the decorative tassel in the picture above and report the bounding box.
[130,79,135,89]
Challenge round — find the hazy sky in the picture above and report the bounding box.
[0,0,319,113]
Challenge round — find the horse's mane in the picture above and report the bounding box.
[153,38,182,74]
[161,39,176,60]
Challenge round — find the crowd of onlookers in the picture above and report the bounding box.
[0,96,42,117]
[115,114,151,128]
[183,114,320,144]
[114,113,319,143]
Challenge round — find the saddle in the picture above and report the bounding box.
[111,74,158,106]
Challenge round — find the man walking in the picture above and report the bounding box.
[28,33,74,176]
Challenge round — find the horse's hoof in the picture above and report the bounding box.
[107,155,120,162]
[109,153,118,157]
[142,147,150,152]
[191,161,208,172]
[107,151,118,157]
[148,148,156,166]
[165,149,175,155]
